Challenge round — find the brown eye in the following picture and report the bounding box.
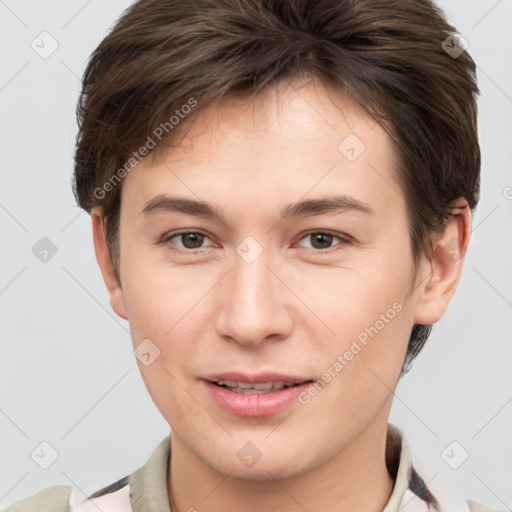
[309,233,334,249]
[297,231,350,252]
[161,231,214,251]
[179,232,205,249]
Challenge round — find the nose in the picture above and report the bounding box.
[214,249,294,347]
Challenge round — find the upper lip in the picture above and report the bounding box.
[202,372,314,384]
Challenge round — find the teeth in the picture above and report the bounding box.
[217,380,237,387]
[237,382,254,389]
[216,380,300,393]
[252,382,274,390]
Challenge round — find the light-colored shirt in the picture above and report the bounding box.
[3,423,500,511]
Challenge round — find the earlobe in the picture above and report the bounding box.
[413,198,472,325]
[91,207,128,320]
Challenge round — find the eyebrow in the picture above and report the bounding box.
[140,194,375,222]
[281,195,375,218]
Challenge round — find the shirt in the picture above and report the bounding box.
[3,423,500,512]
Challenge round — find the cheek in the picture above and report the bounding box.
[294,294,410,439]
[120,252,187,334]
[122,265,211,377]
[123,274,208,424]
[302,263,412,388]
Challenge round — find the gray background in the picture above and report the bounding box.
[0,0,511,510]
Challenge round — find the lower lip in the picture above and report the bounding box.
[202,380,312,417]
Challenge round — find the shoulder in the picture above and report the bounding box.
[466,499,507,512]
[3,484,73,512]
[70,475,131,512]
[2,435,170,512]
[2,475,132,512]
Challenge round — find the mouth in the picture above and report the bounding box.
[201,372,315,416]
[211,379,313,394]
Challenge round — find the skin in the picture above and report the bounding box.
[91,75,471,512]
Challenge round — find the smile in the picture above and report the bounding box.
[215,380,302,393]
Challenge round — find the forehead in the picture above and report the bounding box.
[121,76,401,219]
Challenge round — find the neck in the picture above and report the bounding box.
[167,418,395,512]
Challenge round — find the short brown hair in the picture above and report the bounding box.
[72,0,480,374]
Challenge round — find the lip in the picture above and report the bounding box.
[202,372,311,384]
[201,372,314,417]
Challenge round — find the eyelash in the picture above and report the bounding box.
[159,229,351,255]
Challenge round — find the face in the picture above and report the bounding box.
[96,76,442,480]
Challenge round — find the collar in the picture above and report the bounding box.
[127,422,434,512]
[383,423,433,511]
[72,423,437,512]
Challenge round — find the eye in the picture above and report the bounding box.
[296,230,350,251]
[161,231,215,251]
[159,229,350,254]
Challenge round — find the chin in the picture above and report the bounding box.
[222,461,310,482]
[203,443,314,482]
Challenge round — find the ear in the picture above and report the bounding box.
[413,198,472,325]
[91,206,128,320]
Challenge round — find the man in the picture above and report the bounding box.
[5,0,499,511]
